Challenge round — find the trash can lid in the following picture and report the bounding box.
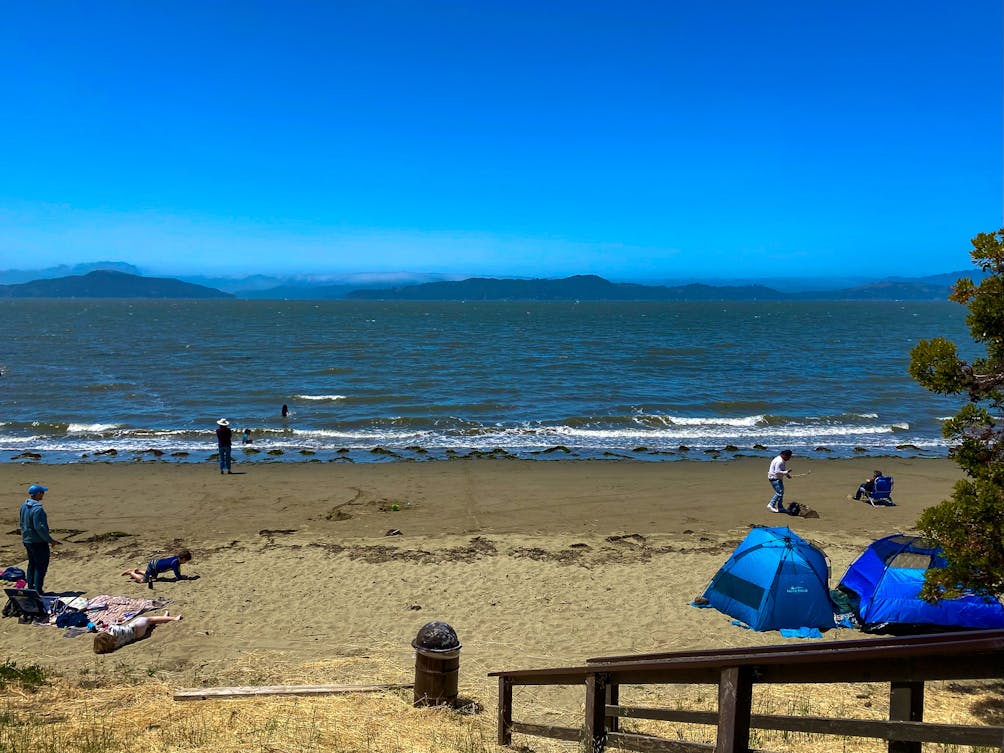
[412,621,462,651]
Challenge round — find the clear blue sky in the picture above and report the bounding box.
[1,1,1001,280]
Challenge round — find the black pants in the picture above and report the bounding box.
[23,542,50,593]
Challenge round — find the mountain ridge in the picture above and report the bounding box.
[0,270,234,299]
[344,273,978,302]
[345,274,788,301]
[0,269,986,301]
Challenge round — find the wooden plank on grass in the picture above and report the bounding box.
[174,683,413,701]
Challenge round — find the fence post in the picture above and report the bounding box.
[585,672,609,753]
[498,675,512,746]
[716,665,753,753]
[605,680,620,732]
[888,680,924,753]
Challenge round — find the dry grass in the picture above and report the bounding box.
[0,652,999,753]
[0,681,495,753]
[0,649,511,753]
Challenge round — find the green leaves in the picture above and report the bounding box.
[909,227,1004,599]
[917,478,1004,599]
[908,338,964,394]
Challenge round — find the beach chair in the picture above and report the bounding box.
[867,476,895,506]
[3,588,56,623]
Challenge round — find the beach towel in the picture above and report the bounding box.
[85,595,169,628]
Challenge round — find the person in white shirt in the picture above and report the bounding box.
[767,450,793,513]
[92,611,183,654]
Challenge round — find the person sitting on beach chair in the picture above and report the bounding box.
[121,550,195,589]
[865,475,894,506]
[92,611,183,654]
[852,470,883,501]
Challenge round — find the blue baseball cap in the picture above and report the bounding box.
[27,484,47,495]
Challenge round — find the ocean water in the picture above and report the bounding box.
[0,299,974,464]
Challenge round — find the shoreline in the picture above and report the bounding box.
[0,457,962,684]
[2,441,949,466]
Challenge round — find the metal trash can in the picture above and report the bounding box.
[412,621,461,707]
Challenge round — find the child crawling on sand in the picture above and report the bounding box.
[121,549,195,588]
[93,611,183,654]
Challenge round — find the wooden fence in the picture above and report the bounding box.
[490,629,1004,753]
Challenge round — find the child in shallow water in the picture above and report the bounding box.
[92,611,183,654]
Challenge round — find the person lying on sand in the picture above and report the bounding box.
[92,611,183,654]
[121,549,196,589]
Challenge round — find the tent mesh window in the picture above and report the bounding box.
[887,552,933,569]
[710,571,765,610]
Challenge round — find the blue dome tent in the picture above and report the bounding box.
[837,534,1004,633]
[699,527,835,631]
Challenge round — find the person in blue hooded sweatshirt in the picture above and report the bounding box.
[19,484,61,593]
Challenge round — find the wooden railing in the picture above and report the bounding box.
[490,629,1004,753]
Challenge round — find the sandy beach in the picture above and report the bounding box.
[0,457,963,687]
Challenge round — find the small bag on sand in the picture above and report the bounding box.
[788,502,819,519]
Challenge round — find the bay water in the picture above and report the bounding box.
[0,299,973,464]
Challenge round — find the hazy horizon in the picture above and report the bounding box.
[0,259,978,292]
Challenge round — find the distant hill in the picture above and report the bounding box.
[225,272,463,299]
[0,270,233,299]
[0,266,985,301]
[650,270,982,292]
[0,261,143,285]
[171,271,461,298]
[792,271,987,301]
[792,281,957,301]
[888,270,986,286]
[240,283,362,300]
[345,272,985,302]
[344,274,787,301]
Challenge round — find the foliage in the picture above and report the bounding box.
[909,228,1004,598]
[0,660,48,692]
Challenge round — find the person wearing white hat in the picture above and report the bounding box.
[216,419,233,474]
[19,484,61,593]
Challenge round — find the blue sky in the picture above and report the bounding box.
[1,1,1000,281]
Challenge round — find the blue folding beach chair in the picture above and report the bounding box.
[867,476,894,506]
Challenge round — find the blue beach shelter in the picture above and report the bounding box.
[837,534,1004,633]
[700,527,835,631]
